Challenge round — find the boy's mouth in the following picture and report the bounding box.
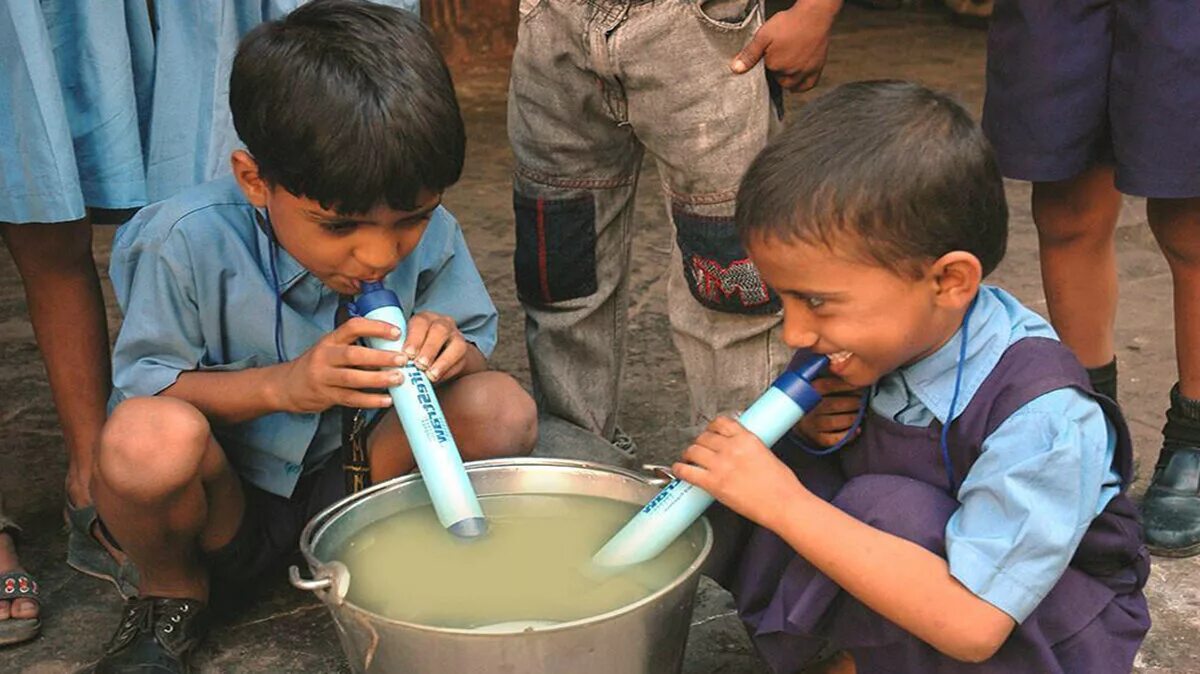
[827,350,854,373]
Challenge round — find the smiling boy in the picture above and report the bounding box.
[88,3,536,671]
[684,81,1149,672]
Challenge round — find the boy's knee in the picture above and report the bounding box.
[99,397,211,501]
[454,373,538,459]
[832,475,958,552]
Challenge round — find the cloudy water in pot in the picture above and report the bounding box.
[335,493,700,630]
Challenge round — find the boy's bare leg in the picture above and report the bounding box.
[1030,165,1123,369]
[0,219,110,510]
[92,397,245,599]
[368,371,538,482]
[1142,196,1200,556]
[1147,197,1200,399]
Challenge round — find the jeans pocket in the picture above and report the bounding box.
[514,192,598,305]
[688,0,760,31]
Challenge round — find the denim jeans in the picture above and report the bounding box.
[509,0,788,440]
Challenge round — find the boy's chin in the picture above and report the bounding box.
[833,359,883,389]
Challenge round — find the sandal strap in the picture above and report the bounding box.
[0,571,40,602]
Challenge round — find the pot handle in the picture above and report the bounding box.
[289,564,332,592]
[641,464,677,488]
[289,561,351,606]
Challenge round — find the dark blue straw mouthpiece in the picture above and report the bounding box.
[772,353,830,413]
[349,281,400,318]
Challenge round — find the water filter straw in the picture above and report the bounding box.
[350,282,488,538]
[592,353,830,568]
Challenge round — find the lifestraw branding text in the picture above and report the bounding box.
[409,369,450,444]
[642,480,684,514]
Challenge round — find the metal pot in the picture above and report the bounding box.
[290,458,713,673]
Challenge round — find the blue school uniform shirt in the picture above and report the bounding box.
[870,285,1121,623]
[108,176,497,498]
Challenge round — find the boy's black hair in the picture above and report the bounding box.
[230,0,464,214]
[736,80,1008,278]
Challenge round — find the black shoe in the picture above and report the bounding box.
[1142,444,1200,558]
[93,596,208,673]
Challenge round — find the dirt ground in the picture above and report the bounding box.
[2,5,1198,673]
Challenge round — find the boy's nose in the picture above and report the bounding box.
[354,233,404,274]
[781,316,819,350]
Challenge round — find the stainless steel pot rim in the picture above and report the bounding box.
[297,457,714,636]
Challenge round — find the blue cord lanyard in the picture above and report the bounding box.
[795,295,980,494]
[939,294,978,493]
[256,209,288,364]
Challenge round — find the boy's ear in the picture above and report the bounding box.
[230,150,269,208]
[930,251,982,309]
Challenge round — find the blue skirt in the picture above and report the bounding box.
[1,0,420,224]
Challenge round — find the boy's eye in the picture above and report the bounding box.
[805,296,826,309]
[396,214,434,230]
[321,220,358,234]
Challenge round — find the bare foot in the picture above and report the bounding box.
[0,532,39,622]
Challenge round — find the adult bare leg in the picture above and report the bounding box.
[0,219,110,509]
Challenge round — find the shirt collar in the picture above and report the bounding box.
[253,208,308,295]
[885,287,1010,425]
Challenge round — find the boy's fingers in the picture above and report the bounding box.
[815,396,863,415]
[672,462,706,487]
[680,443,718,467]
[816,427,859,447]
[695,430,737,453]
[414,321,453,370]
[809,412,858,433]
[339,344,406,369]
[427,338,466,382]
[812,377,861,395]
[337,388,395,409]
[402,316,430,359]
[327,366,403,391]
[334,317,402,344]
[707,415,742,436]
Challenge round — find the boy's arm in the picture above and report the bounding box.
[677,419,1016,663]
[160,365,291,425]
[766,486,1017,663]
[770,391,1111,661]
[161,318,411,425]
[680,389,1114,663]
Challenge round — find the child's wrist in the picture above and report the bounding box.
[263,362,295,413]
[764,481,817,535]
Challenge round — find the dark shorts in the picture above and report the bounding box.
[203,454,348,583]
[982,0,1200,198]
